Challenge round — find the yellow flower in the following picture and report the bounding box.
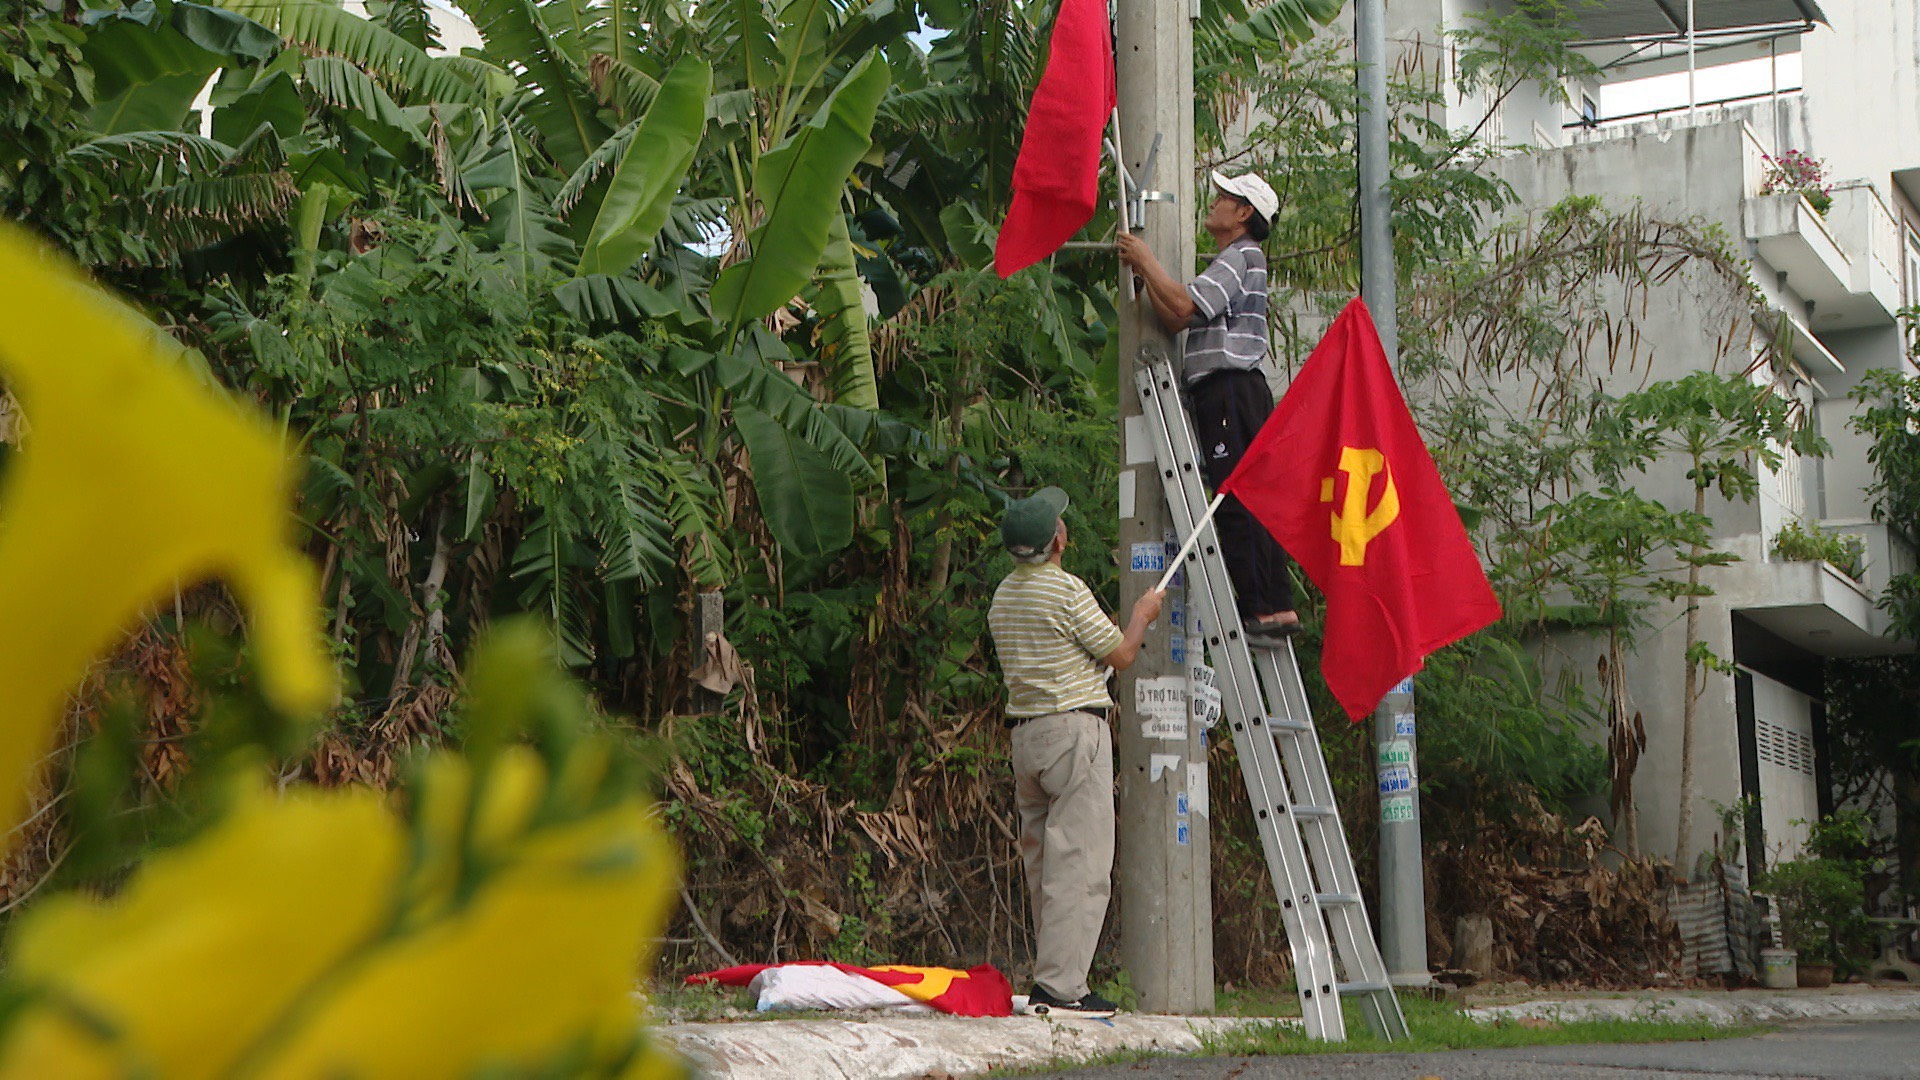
[0,782,405,1079]
[256,762,681,1079]
[0,224,333,838]
[0,752,682,1079]
[0,225,682,1080]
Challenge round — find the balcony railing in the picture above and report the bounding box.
[1742,134,1903,332]
[1822,518,1919,636]
[1824,183,1904,317]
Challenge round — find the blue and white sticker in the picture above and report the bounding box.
[1129,541,1166,573]
[1176,820,1192,845]
[1176,791,1191,818]
[1393,711,1417,739]
[1377,766,1414,796]
[1392,677,1416,695]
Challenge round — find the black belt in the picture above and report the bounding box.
[1007,706,1110,730]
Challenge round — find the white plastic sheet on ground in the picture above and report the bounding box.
[748,964,935,1013]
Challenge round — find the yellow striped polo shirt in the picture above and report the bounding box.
[988,562,1125,718]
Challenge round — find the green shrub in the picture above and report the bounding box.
[1758,811,1877,970]
[1771,519,1866,580]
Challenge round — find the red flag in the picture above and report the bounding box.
[1219,299,1502,720]
[993,0,1115,277]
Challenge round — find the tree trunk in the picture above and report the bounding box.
[926,454,962,593]
[389,510,451,696]
[1451,914,1496,979]
[1604,629,1643,859]
[1675,484,1707,874]
[926,356,973,593]
[1897,770,1920,910]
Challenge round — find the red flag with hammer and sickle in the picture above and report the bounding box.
[1219,298,1502,720]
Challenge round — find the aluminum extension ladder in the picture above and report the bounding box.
[1135,356,1409,1042]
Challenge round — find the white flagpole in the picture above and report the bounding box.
[1108,110,1137,299]
[1153,492,1226,594]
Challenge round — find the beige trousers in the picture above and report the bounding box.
[1011,710,1115,1001]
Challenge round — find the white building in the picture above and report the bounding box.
[1389,0,1917,881]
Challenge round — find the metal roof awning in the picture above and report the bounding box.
[1563,0,1826,46]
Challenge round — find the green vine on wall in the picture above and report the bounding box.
[1848,355,1920,641]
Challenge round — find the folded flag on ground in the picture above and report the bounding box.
[688,961,1014,1017]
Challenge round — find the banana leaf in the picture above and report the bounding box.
[708,50,889,334]
[575,57,711,278]
[734,404,854,558]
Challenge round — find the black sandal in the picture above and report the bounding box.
[1243,616,1302,647]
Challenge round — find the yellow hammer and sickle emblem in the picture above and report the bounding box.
[1319,447,1400,566]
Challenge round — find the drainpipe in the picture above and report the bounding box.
[1687,0,1697,115]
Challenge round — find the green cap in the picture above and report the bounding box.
[1002,487,1069,558]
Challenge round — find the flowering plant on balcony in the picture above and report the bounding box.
[1760,150,1834,214]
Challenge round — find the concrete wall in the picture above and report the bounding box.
[1541,584,1747,869]
[1798,1,1920,200]
[1474,117,1912,866]
[1489,121,1779,543]
[1384,2,1920,870]
[1810,322,1913,522]
[1387,0,1572,148]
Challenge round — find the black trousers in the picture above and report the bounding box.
[1185,369,1294,620]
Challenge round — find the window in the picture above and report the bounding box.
[1581,94,1599,127]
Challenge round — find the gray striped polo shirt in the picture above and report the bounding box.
[988,563,1124,718]
[1183,237,1269,383]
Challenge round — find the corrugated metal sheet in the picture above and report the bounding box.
[1568,1,1825,42]
[1668,874,1767,980]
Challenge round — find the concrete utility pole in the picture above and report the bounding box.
[1356,0,1430,988]
[1114,0,1211,1014]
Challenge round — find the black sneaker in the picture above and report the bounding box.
[1027,985,1118,1018]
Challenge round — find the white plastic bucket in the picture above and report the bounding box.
[1760,947,1798,990]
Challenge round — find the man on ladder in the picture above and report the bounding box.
[1117,173,1298,646]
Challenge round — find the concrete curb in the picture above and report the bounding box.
[660,1013,1280,1079]
[1469,986,1920,1027]
[659,987,1920,1079]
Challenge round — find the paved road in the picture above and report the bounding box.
[1039,1019,1920,1079]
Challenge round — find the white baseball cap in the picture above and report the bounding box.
[1211,170,1278,224]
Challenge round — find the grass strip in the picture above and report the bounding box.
[1202,997,1767,1056]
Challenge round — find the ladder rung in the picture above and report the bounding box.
[1290,805,1336,821]
[1258,715,1311,734]
[1316,892,1362,907]
[1338,980,1391,995]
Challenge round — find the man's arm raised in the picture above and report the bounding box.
[1101,588,1166,671]
[1116,235,1196,335]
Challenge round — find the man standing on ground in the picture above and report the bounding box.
[1117,172,1298,644]
[988,487,1163,1018]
